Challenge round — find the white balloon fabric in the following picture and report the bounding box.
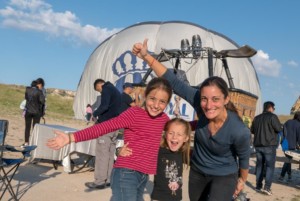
[73,21,262,119]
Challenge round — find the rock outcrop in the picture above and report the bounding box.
[47,88,76,98]
[290,96,300,114]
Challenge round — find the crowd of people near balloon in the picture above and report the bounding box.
[22,40,299,201]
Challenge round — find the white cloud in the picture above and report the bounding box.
[288,82,295,88]
[9,0,51,10]
[251,50,281,77]
[287,60,298,67]
[0,0,122,46]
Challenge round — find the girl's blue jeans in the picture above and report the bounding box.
[111,168,149,201]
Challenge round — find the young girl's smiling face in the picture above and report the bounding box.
[166,122,189,152]
[145,89,169,117]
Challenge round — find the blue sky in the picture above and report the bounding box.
[0,0,299,115]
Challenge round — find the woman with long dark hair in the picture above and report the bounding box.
[24,79,45,146]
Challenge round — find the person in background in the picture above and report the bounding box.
[132,39,251,201]
[36,78,46,118]
[82,79,121,190]
[85,104,93,125]
[47,77,172,201]
[119,82,138,113]
[278,111,300,182]
[24,79,45,146]
[251,101,282,195]
[116,82,138,153]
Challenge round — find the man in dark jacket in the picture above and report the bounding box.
[251,101,282,195]
[93,79,121,123]
[24,80,45,146]
[85,79,121,189]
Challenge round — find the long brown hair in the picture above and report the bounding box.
[161,118,191,169]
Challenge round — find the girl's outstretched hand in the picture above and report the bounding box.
[132,39,149,59]
[46,130,70,150]
[118,142,133,157]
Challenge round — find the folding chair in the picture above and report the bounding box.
[0,119,37,201]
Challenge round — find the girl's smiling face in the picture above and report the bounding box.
[145,89,169,117]
[166,122,189,152]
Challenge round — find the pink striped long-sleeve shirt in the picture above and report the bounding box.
[74,106,169,174]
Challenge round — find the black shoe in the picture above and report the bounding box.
[255,187,262,193]
[261,188,272,196]
[85,182,106,189]
[106,182,110,187]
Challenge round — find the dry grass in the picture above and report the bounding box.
[0,84,75,120]
[278,115,294,124]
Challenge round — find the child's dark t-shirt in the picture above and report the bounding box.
[151,147,183,201]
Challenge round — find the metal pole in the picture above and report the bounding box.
[222,58,235,88]
[141,68,153,84]
[208,48,213,77]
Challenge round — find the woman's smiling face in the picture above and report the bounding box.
[200,85,229,120]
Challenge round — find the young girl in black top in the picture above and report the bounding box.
[151,118,191,201]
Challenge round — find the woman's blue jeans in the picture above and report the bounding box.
[111,168,149,201]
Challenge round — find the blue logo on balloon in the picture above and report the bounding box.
[112,50,153,92]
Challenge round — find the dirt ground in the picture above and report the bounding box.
[1,113,300,201]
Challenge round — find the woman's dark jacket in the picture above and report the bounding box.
[25,86,45,115]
